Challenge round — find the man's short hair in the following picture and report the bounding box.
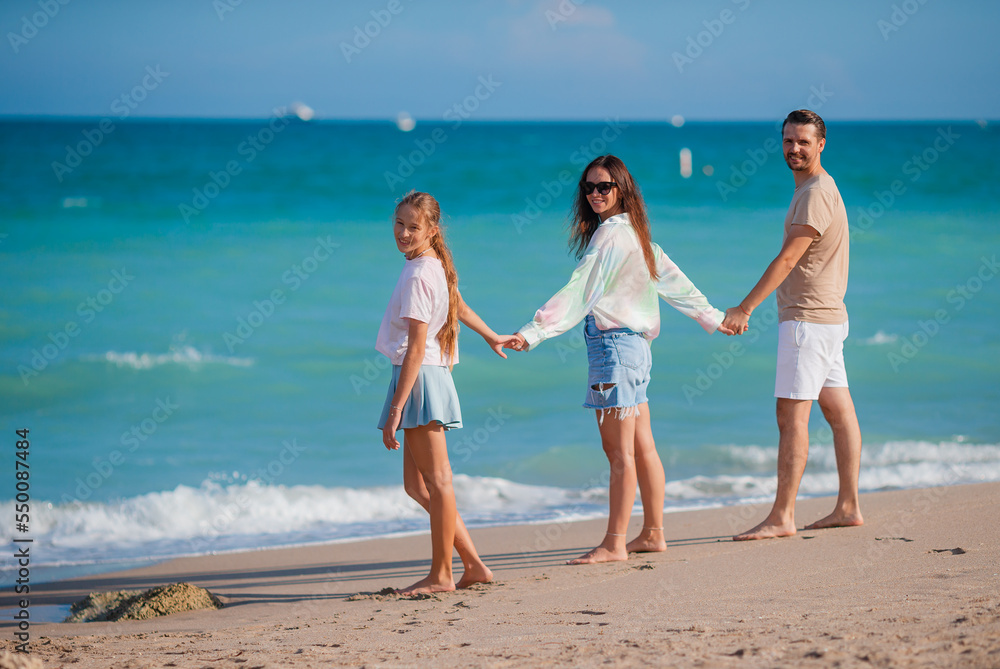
[782,110,826,141]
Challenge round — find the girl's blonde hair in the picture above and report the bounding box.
[396,191,459,367]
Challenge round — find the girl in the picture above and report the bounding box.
[376,190,515,594]
[509,155,734,565]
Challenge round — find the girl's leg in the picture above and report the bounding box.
[398,423,457,594]
[403,444,493,588]
[627,403,667,553]
[568,408,637,565]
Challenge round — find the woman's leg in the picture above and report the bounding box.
[403,444,492,588]
[568,407,637,565]
[398,423,457,594]
[627,403,667,553]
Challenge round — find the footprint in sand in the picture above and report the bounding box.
[346,587,440,602]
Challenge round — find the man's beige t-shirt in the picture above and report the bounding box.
[776,173,849,324]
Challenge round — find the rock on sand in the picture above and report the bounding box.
[65,582,223,623]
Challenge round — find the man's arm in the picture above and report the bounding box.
[722,224,818,333]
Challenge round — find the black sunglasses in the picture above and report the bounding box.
[581,181,617,195]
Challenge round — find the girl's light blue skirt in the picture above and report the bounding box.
[377,364,463,432]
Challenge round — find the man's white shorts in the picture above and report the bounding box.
[775,320,849,400]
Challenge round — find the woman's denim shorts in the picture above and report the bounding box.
[583,314,652,415]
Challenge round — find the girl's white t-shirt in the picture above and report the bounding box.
[376,256,456,366]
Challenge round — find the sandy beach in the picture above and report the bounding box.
[6,482,999,668]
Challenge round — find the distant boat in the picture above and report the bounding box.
[396,112,415,132]
[288,102,315,122]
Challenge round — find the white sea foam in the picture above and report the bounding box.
[664,440,1000,501]
[720,439,1000,470]
[82,346,254,370]
[0,475,607,572]
[61,196,100,208]
[718,444,776,467]
[3,441,998,576]
[860,330,899,345]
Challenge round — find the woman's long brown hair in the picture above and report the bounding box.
[568,155,658,281]
[396,190,459,368]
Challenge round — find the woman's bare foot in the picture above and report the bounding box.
[626,528,667,553]
[567,544,628,565]
[396,575,456,596]
[733,518,797,541]
[804,510,864,530]
[456,563,493,589]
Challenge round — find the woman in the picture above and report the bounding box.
[509,155,733,564]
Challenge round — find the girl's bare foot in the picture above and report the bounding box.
[567,545,628,565]
[456,564,493,589]
[804,510,864,530]
[626,528,666,553]
[396,575,456,595]
[733,518,796,541]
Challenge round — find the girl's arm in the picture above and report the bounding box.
[382,318,427,451]
[457,290,517,358]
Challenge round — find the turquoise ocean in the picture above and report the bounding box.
[2,118,999,583]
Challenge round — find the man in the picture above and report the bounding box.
[722,109,863,541]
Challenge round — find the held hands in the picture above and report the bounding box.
[488,334,521,359]
[721,306,751,336]
[717,323,737,336]
[504,333,528,352]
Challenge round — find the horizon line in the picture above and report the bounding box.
[0,114,995,125]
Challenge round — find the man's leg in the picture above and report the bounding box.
[734,398,812,541]
[805,386,864,529]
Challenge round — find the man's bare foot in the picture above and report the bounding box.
[804,510,864,530]
[733,519,797,541]
[396,575,456,595]
[456,564,493,589]
[567,545,628,565]
[626,529,667,553]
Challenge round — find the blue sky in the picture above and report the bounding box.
[2,0,998,121]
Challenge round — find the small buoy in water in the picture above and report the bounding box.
[679,148,692,178]
[396,112,415,132]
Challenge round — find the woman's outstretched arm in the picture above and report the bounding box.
[653,244,728,333]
